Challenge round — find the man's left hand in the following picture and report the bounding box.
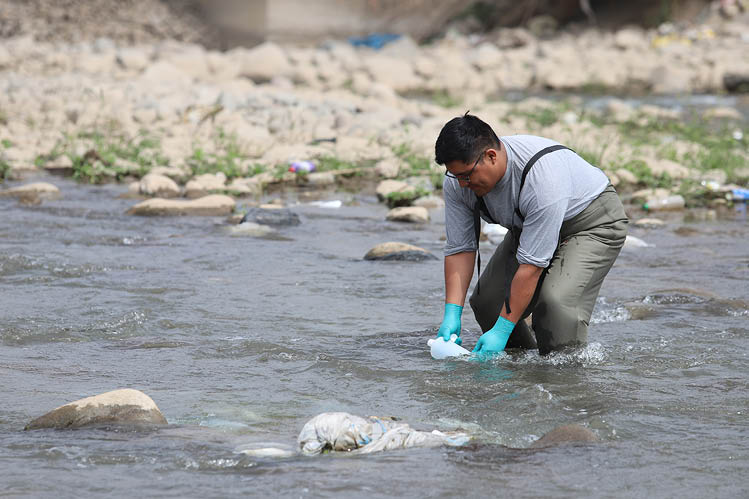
[472,317,515,354]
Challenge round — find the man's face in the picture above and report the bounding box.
[445,149,496,197]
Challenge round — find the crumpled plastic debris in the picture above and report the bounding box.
[297,412,470,455]
[482,221,509,245]
[623,235,653,249]
[348,33,401,50]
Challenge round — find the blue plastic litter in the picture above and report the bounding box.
[348,33,401,50]
[732,188,749,201]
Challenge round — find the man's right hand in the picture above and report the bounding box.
[437,303,463,345]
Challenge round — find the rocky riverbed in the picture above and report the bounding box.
[0,11,747,220]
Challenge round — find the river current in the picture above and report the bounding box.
[1,176,747,498]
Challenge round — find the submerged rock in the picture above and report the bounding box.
[0,182,61,200]
[529,424,598,448]
[229,221,276,237]
[25,389,167,430]
[364,242,437,261]
[239,206,301,226]
[127,194,235,216]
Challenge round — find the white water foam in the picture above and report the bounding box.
[509,342,608,367]
[590,297,631,324]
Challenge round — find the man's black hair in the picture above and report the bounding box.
[434,112,500,166]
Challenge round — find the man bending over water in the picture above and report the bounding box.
[434,113,628,355]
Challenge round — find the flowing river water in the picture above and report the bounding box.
[1,175,747,498]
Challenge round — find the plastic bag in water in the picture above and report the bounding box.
[297,412,469,456]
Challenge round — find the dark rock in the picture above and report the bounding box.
[724,73,749,93]
[240,207,301,226]
[364,242,437,261]
[370,250,438,261]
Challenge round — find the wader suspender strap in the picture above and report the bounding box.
[473,145,571,315]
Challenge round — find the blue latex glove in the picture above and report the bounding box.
[472,317,515,354]
[437,303,463,345]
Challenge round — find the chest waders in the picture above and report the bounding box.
[472,145,571,315]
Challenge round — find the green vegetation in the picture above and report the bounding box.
[574,141,611,170]
[431,90,463,109]
[516,107,561,128]
[187,128,247,180]
[399,89,463,108]
[578,82,617,96]
[392,143,442,189]
[38,127,167,183]
[509,101,575,129]
[617,159,674,189]
[512,101,747,195]
[245,162,266,176]
[0,158,9,181]
[315,156,355,172]
[0,139,11,181]
[617,114,748,184]
[384,187,430,208]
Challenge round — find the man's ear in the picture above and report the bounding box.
[486,148,498,163]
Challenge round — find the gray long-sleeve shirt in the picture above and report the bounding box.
[443,134,609,267]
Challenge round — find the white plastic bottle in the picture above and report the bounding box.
[427,334,471,359]
[643,194,685,211]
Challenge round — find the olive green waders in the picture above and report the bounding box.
[469,185,628,355]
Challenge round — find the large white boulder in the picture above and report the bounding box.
[238,42,292,83]
[374,158,401,179]
[139,173,180,198]
[614,27,649,51]
[375,180,413,201]
[614,168,639,185]
[470,43,503,71]
[116,48,151,71]
[139,61,190,86]
[650,64,693,94]
[166,47,209,80]
[25,389,167,430]
[647,158,691,179]
[364,55,420,92]
[74,53,114,75]
[184,173,227,198]
[386,206,429,223]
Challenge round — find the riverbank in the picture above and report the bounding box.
[1,18,748,217]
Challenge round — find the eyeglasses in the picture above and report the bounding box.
[445,150,485,183]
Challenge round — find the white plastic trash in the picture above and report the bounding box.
[297,412,469,456]
[308,200,343,209]
[623,235,653,249]
[427,334,471,359]
[482,222,508,245]
[643,194,685,211]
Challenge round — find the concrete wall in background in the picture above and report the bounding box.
[200,0,468,46]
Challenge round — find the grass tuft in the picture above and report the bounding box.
[187,128,248,180]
